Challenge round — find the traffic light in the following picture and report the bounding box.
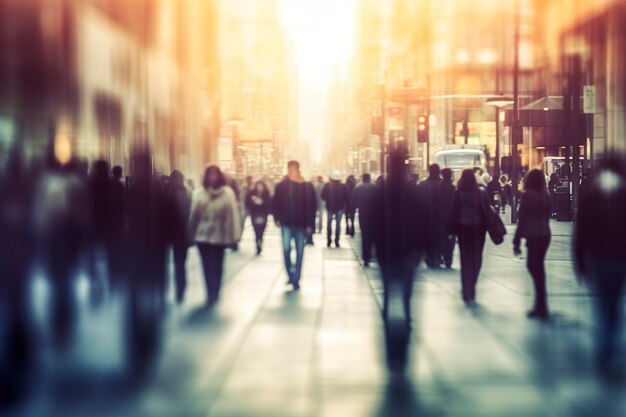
[417,114,429,143]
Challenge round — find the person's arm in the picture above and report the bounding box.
[272,184,283,226]
[306,183,317,232]
[513,194,527,254]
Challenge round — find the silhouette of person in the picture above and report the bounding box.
[272,161,316,290]
[345,175,357,237]
[369,144,426,370]
[513,169,552,319]
[188,165,241,304]
[436,168,456,269]
[164,170,191,303]
[575,155,626,371]
[448,169,489,304]
[419,164,442,268]
[351,173,377,267]
[245,180,271,255]
[322,171,348,248]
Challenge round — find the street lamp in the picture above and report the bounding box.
[485,96,514,175]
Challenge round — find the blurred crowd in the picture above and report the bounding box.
[1,143,626,409]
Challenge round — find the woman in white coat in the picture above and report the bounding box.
[188,165,241,304]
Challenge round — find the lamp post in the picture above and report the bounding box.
[485,96,514,175]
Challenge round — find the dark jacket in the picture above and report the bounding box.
[436,179,456,225]
[272,178,317,229]
[513,190,551,246]
[487,179,502,200]
[165,181,191,244]
[321,180,348,213]
[351,181,377,217]
[370,178,426,266]
[245,189,271,219]
[346,179,357,214]
[418,176,441,232]
[574,176,626,275]
[448,189,489,233]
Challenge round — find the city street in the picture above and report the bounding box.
[9,217,626,417]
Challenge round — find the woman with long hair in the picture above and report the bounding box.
[448,169,490,303]
[245,180,271,255]
[188,165,241,304]
[514,169,552,319]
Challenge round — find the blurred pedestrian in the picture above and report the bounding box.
[369,145,426,371]
[108,165,126,283]
[500,175,512,214]
[575,155,626,371]
[436,168,456,269]
[0,152,35,405]
[164,170,191,304]
[314,176,325,234]
[33,157,91,349]
[487,173,502,212]
[345,175,357,237]
[351,172,377,266]
[322,170,348,248]
[513,169,552,319]
[272,161,316,290]
[448,169,490,304]
[188,165,241,304]
[419,164,442,268]
[245,180,271,255]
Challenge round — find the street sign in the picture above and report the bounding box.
[583,85,595,114]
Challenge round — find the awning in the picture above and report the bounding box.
[505,96,563,127]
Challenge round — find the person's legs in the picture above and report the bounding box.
[207,245,225,302]
[197,244,213,303]
[172,242,188,303]
[469,228,486,299]
[326,211,333,246]
[526,237,550,315]
[591,264,626,364]
[441,227,455,268]
[335,210,344,246]
[292,228,306,288]
[361,219,373,265]
[281,226,294,282]
[457,229,472,301]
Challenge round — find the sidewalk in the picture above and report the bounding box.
[12,219,626,417]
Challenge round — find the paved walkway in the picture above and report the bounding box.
[9,217,626,417]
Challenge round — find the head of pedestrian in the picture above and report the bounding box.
[409,173,419,184]
[428,163,441,179]
[458,168,479,191]
[254,180,268,195]
[245,175,253,187]
[170,169,184,185]
[362,173,371,183]
[112,165,123,180]
[523,169,547,194]
[92,159,109,180]
[287,160,304,182]
[473,166,484,176]
[330,170,342,182]
[203,165,226,190]
[441,168,453,182]
[317,175,324,183]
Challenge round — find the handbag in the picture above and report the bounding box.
[482,192,507,245]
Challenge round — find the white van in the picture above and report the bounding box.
[434,147,487,179]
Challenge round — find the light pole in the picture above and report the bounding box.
[486,96,514,175]
[510,0,521,224]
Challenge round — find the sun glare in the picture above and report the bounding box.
[280,0,355,86]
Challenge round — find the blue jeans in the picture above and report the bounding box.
[326,210,344,245]
[281,226,306,284]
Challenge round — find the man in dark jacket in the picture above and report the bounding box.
[369,145,426,371]
[351,173,377,266]
[164,170,191,303]
[321,171,348,248]
[419,164,442,268]
[575,155,626,371]
[436,168,456,269]
[273,161,317,290]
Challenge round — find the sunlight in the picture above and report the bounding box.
[280,0,356,86]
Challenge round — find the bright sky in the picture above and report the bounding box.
[280,0,356,162]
